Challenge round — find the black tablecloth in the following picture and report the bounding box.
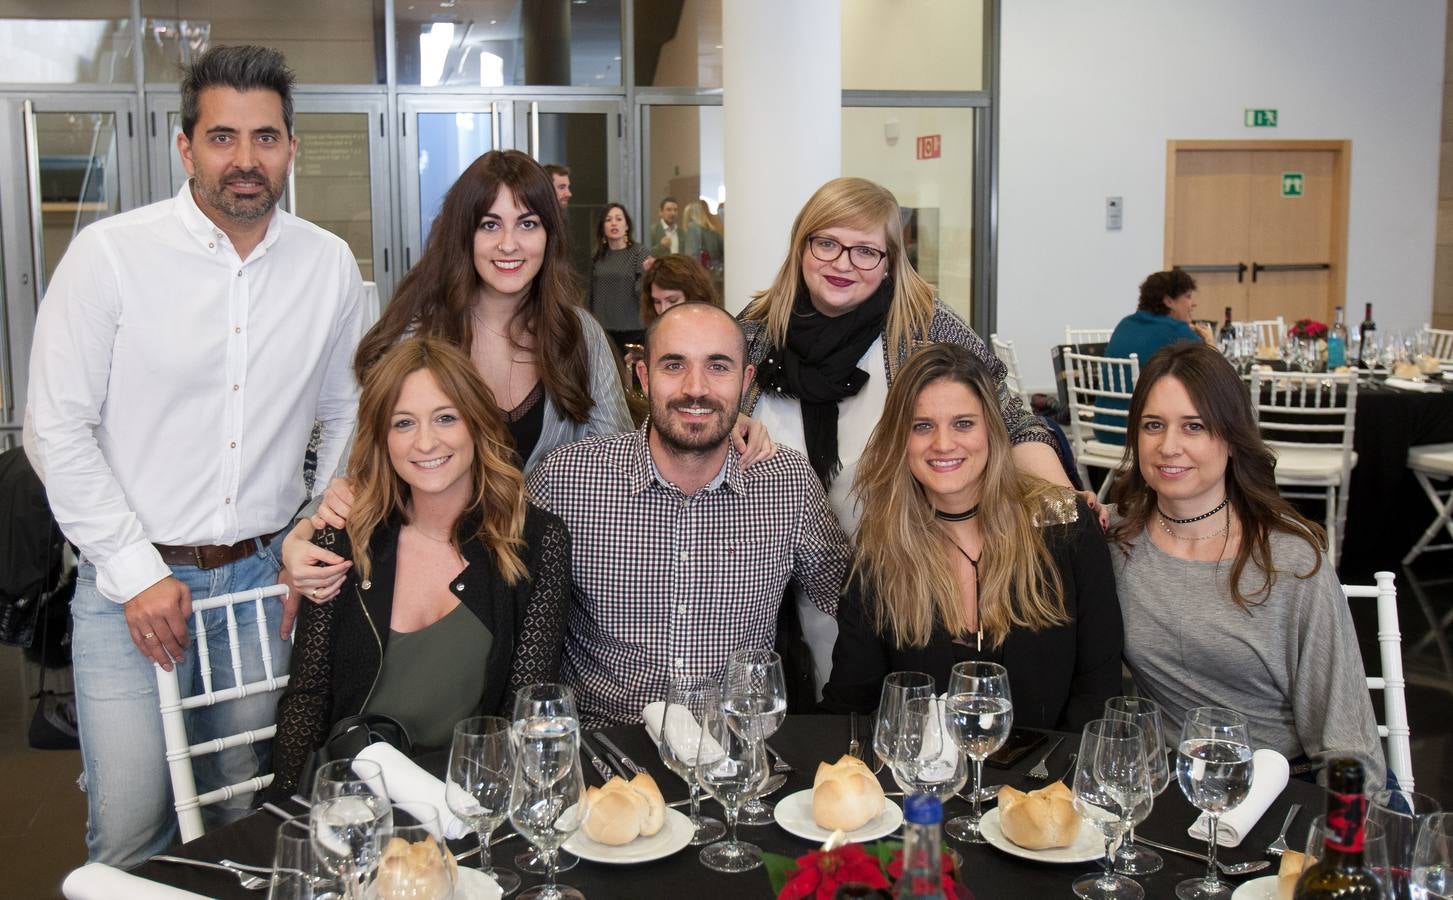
[131,715,1324,899]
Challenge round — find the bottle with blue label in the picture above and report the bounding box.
[894,794,946,900]
[1327,305,1347,369]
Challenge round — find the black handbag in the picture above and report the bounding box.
[297,713,412,798]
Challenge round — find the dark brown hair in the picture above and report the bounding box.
[354,150,595,424]
[639,253,720,326]
[1137,269,1198,314]
[1107,342,1326,607]
[592,202,635,261]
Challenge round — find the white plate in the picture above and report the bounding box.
[562,807,694,864]
[978,807,1103,864]
[1230,875,1278,900]
[455,867,503,900]
[772,789,904,843]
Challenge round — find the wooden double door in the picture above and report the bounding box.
[1165,140,1350,326]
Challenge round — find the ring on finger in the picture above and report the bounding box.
[143,631,157,640]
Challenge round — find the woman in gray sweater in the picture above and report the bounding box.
[1106,342,1383,774]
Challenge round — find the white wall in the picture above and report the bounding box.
[999,0,1446,389]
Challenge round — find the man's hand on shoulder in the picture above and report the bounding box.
[123,576,192,671]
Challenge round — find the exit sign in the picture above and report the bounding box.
[1244,108,1278,127]
[1281,172,1304,198]
[916,134,941,160]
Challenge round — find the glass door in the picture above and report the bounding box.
[0,93,141,448]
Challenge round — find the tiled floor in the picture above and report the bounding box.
[4,562,1451,899]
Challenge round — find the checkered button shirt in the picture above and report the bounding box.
[527,423,851,724]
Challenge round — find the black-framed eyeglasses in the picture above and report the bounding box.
[806,235,888,270]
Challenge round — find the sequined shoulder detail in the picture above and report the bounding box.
[1031,487,1081,527]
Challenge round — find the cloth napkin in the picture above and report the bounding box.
[913,695,961,781]
[355,742,470,840]
[1385,377,1444,393]
[1187,748,1290,847]
[642,701,725,764]
[62,863,213,899]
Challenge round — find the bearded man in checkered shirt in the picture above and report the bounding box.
[528,303,851,723]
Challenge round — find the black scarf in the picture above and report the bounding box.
[754,279,892,485]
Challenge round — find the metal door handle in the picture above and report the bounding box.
[21,100,44,299]
[1174,263,1247,283]
[1250,262,1330,283]
[490,101,500,149]
[529,102,539,159]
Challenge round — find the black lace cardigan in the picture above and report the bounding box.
[269,504,572,794]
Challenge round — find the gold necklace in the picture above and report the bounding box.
[1158,511,1229,542]
[472,310,518,407]
[404,522,453,544]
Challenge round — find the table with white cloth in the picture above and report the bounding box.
[126,715,1323,899]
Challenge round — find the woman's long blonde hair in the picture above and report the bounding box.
[347,339,528,585]
[740,177,935,353]
[852,343,1068,648]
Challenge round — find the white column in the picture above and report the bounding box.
[721,0,841,313]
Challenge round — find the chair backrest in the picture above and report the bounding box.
[990,333,1033,408]
[1342,572,1412,790]
[1248,368,1358,461]
[1233,317,1287,349]
[1061,347,1140,448]
[1422,323,1453,362]
[1064,327,1114,347]
[155,584,290,842]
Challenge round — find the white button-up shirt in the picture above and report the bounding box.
[28,182,363,604]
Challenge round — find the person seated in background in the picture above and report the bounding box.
[527,303,851,725]
[1094,269,1215,445]
[1106,341,1384,772]
[270,339,571,794]
[822,344,1123,729]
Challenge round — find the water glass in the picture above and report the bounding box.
[447,715,521,894]
[1412,812,1453,900]
[1174,707,1253,900]
[889,695,968,801]
[269,816,335,900]
[944,662,1013,843]
[1105,696,1170,875]
[722,648,787,825]
[696,695,770,873]
[510,684,580,875]
[1071,718,1151,900]
[509,716,588,900]
[1303,814,1393,897]
[310,758,392,900]
[874,671,936,774]
[655,675,727,845]
[1371,789,1443,900]
[375,802,455,900]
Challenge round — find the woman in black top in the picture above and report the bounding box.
[822,343,1122,730]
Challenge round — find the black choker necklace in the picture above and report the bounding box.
[1156,498,1228,525]
[935,505,980,522]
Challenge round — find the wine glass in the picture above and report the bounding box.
[269,816,335,900]
[874,671,936,774]
[722,649,787,825]
[1371,789,1443,900]
[1303,814,1394,895]
[1174,707,1253,900]
[309,758,393,900]
[375,802,456,900]
[695,693,770,873]
[1413,812,1453,900]
[654,675,727,845]
[509,716,589,900]
[1105,696,1170,875]
[944,661,1013,843]
[1071,718,1152,900]
[448,715,522,894]
[510,683,580,875]
[889,694,968,802]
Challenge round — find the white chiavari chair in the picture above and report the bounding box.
[1421,324,1453,362]
[1061,347,1138,500]
[1342,572,1413,789]
[990,333,1033,409]
[1063,327,1114,347]
[1233,317,1286,350]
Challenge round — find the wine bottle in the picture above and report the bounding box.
[1357,302,1376,367]
[1327,306,1347,368]
[1293,758,1381,899]
[893,794,946,900]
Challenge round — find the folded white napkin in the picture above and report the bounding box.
[62,863,213,900]
[355,742,470,840]
[642,701,725,764]
[913,696,961,782]
[1386,377,1444,393]
[1188,749,1290,847]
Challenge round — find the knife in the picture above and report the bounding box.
[576,732,615,783]
[594,732,644,776]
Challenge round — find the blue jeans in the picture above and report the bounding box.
[71,538,291,866]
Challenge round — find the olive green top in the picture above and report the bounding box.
[363,603,493,751]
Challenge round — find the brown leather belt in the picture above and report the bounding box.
[154,533,276,570]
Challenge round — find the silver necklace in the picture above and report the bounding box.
[1157,511,1229,542]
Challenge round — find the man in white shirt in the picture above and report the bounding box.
[27,45,362,867]
[649,196,681,256]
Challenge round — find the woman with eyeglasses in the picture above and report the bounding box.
[738,177,1072,687]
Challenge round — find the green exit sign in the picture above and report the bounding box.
[1281,172,1304,197]
[1245,108,1278,127]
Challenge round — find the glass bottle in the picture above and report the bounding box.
[1293,758,1381,899]
[1327,306,1347,368]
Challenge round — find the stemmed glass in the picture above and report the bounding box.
[873,671,936,774]
[695,693,770,873]
[654,675,727,845]
[447,715,522,894]
[309,758,393,900]
[1071,718,1152,900]
[1413,812,1453,900]
[1371,789,1443,900]
[1303,814,1393,893]
[1174,707,1253,900]
[269,816,335,900]
[510,683,580,875]
[1105,696,1170,875]
[509,715,589,900]
[889,694,968,803]
[375,802,456,900]
[944,661,1013,843]
[721,649,787,825]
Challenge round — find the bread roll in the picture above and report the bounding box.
[374,836,457,900]
[628,771,666,836]
[812,754,885,832]
[996,782,1080,850]
[1278,849,1307,900]
[581,774,667,846]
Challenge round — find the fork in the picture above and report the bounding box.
[847,712,864,762]
[766,742,794,773]
[1266,803,1302,857]
[1024,736,1066,781]
[149,855,269,891]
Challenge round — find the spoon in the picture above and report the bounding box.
[1133,836,1272,875]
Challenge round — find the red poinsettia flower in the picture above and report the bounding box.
[886,848,956,880]
[778,844,891,900]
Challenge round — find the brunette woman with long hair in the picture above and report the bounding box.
[822,343,1122,730]
[271,339,570,793]
[1106,341,1382,769]
[589,201,654,349]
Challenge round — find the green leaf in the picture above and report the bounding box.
[763,851,800,895]
[865,839,903,869]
